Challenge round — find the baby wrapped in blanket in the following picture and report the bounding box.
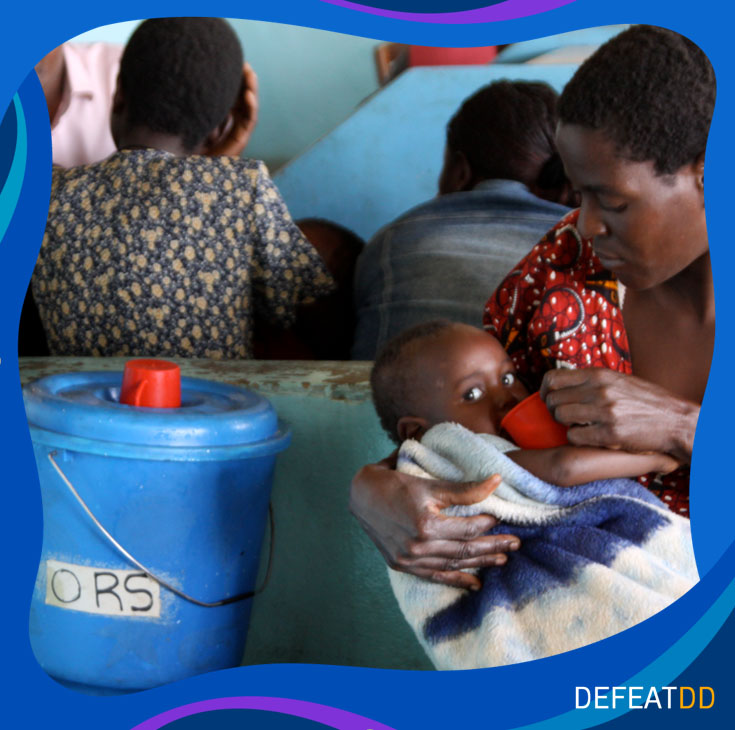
[370,320,697,670]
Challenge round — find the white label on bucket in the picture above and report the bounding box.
[45,560,161,618]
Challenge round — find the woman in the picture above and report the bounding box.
[350,25,715,590]
[352,80,575,360]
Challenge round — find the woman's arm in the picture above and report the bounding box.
[540,368,699,463]
[506,445,679,487]
[349,455,521,591]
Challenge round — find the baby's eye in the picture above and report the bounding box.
[501,373,516,387]
[462,386,484,402]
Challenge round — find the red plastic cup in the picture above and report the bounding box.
[119,359,181,409]
[500,391,568,449]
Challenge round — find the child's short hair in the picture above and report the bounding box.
[370,319,455,444]
[120,18,244,151]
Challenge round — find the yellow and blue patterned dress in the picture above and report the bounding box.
[34,149,334,359]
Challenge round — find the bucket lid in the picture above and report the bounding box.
[24,372,285,449]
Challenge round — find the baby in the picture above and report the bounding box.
[370,319,678,486]
[370,320,696,670]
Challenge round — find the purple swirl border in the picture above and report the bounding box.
[131,696,397,730]
[318,0,577,24]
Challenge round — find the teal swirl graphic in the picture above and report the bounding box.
[0,95,27,243]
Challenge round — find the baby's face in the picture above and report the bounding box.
[411,324,530,436]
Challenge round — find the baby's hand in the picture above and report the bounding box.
[639,451,681,475]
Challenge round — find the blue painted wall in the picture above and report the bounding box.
[71,19,379,171]
[68,22,620,241]
[274,64,578,242]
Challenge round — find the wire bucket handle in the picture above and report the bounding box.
[47,451,273,607]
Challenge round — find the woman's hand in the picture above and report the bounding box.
[540,368,699,462]
[349,457,521,591]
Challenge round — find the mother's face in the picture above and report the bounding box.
[555,123,708,290]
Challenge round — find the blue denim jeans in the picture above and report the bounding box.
[351,180,569,359]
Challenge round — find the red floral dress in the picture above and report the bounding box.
[483,209,690,517]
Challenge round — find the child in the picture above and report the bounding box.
[370,319,679,486]
[369,319,696,670]
[33,18,334,360]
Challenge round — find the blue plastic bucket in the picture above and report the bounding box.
[25,371,290,693]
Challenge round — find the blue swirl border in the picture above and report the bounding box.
[0,1,732,729]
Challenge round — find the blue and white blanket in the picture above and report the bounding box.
[391,423,698,670]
